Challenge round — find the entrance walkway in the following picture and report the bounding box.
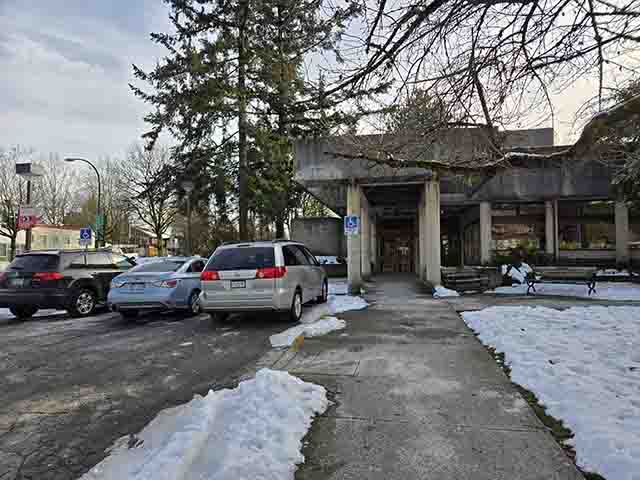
[280,274,583,479]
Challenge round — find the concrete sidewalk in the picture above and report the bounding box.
[276,275,584,480]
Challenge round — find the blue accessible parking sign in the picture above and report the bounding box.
[79,227,92,246]
[344,215,360,236]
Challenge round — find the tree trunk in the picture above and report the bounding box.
[275,217,285,238]
[10,235,16,261]
[237,0,249,240]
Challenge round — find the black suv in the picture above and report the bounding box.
[0,249,135,320]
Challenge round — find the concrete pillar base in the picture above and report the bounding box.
[615,201,630,265]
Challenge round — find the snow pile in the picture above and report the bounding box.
[501,263,533,284]
[328,294,368,314]
[462,306,640,480]
[328,278,348,295]
[433,285,460,298]
[596,269,631,277]
[490,282,640,301]
[81,369,328,480]
[315,256,342,265]
[270,317,346,348]
[0,308,66,322]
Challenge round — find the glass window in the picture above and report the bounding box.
[113,254,135,270]
[7,254,60,271]
[131,261,185,273]
[0,243,7,259]
[301,247,320,266]
[87,253,113,267]
[292,246,311,265]
[282,246,300,266]
[206,247,275,270]
[67,254,87,268]
[188,260,205,273]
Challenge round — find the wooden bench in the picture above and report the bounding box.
[526,267,598,295]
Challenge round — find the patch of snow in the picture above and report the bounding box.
[315,255,342,265]
[0,308,67,321]
[328,278,348,295]
[270,317,346,348]
[461,306,640,480]
[488,282,640,301]
[433,285,460,298]
[500,262,533,284]
[596,269,631,277]
[328,294,368,314]
[81,369,328,480]
[179,342,193,347]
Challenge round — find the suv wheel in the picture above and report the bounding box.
[9,306,39,320]
[185,290,201,317]
[289,290,303,322]
[67,289,97,318]
[316,281,328,304]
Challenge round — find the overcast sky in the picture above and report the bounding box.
[0,1,608,161]
[0,0,170,160]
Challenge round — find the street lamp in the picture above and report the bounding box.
[182,181,194,256]
[64,157,102,248]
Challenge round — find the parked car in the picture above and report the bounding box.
[0,249,136,320]
[107,256,206,319]
[199,241,328,323]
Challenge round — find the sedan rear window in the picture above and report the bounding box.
[206,247,275,271]
[130,261,185,273]
[7,254,59,271]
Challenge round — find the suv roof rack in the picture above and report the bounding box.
[272,238,291,243]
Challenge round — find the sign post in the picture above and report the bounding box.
[17,205,38,231]
[344,216,360,236]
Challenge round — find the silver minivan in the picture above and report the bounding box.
[199,241,328,322]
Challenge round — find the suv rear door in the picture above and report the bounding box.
[0,254,62,290]
[202,246,278,300]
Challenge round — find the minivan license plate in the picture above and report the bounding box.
[231,280,246,289]
[9,278,25,288]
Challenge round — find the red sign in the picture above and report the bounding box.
[18,206,38,230]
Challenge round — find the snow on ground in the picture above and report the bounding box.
[433,285,460,298]
[462,306,640,480]
[489,282,640,301]
[328,294,368,314]
[270,317,347,348]
[500,262,533,284]
[328,278,348,295]
[315,255,342,265]
[0,308,66,322]
[82,369,328,480]
[596,269,632,277]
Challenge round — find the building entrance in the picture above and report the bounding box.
[378,220,416,273]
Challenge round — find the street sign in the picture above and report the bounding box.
[17,205,38,230]
[344,215,360,236]
[79,227,93,246]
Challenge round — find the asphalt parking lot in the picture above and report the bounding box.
[0,309,289,479]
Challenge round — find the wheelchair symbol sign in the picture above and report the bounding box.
[79,227,92,245]
[344,216,360,236]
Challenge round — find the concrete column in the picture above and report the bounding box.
[414,214,420,274]
[361,194,371,279]
[370,219,377,274]
[459,216,465,267]
[545,201,555,256]
[418,192,426,280]
[615,201,630,265]
[553,199,560,260]
[347,184,362,293]
[421,180,442,285]
[479,201,492,265]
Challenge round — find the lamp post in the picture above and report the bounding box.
[182,181,194,256]
[65,157,102,248]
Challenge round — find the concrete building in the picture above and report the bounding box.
[293,128,640,292]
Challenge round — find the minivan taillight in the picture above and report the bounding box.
[201,271,220,281]
[33,272,63,281]
[256,266,287,279]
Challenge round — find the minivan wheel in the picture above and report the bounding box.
[67,289,97,318]
[9,306,39,320]
[289,290,303,323]
[316,281,328,304]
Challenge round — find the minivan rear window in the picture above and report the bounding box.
[206,247,275,270]
[7,254,59,272]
